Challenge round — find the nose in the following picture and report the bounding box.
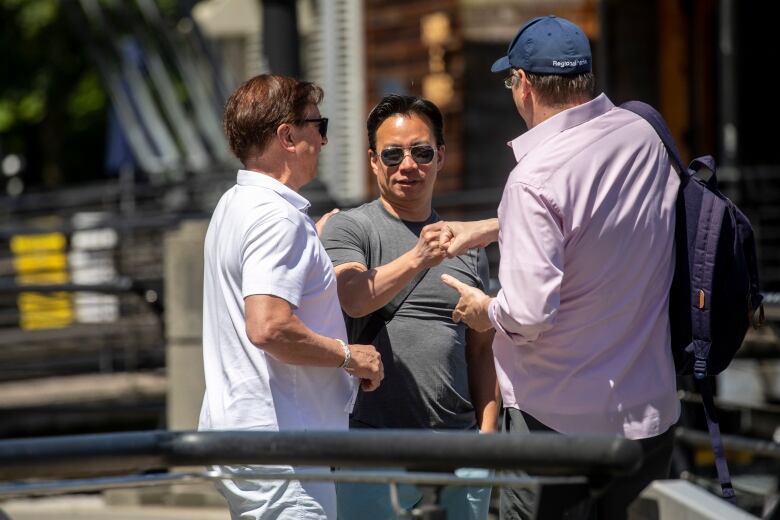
[399,151,417,169]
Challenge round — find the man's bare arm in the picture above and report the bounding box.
[245,294,384,390]
[335,222,446,318]
[466,328,499,432]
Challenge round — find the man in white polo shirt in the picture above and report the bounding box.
[198,74,384,520]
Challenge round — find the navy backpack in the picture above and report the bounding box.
[622,101,765,504]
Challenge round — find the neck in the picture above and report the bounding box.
[527,105,567,128]
[379,196,432,222]
[526,96,591,129]
[244,156,302,191]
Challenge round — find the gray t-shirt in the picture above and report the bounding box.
[321,199,490,430]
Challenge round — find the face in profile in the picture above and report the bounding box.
[294,104,328,183]
[369,113,444,213]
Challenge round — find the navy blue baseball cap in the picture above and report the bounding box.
[491,15,591,75]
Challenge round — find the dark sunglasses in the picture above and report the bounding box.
[299,117,328,139]
[379,145,436,167]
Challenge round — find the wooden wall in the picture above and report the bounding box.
[364,0,464,197]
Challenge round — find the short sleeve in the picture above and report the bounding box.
[241,215,310,308]
[320,211,369,268]
[452,247,490,292]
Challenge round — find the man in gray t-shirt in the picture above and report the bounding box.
[321,95,497,520]
[323,199,490,430]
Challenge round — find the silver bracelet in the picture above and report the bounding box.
[336,338,351,369]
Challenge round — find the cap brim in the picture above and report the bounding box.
[491,56,511,73]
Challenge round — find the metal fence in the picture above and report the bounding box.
[0,429,641,519]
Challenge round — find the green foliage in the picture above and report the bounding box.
[17,91,45,123]
[0,100,13,132]
[0,0,107,187]
[12,0,58,39]
[67,72,107,122]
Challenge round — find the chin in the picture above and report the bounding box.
[393,188,422,198]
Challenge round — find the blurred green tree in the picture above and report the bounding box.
[0,0,108,190]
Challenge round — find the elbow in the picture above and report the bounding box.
[337,287,372,318]
[246,320,283,348]
[334,272,377,318]
[341,301,370,319]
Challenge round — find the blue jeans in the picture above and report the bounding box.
[336,467,491,520]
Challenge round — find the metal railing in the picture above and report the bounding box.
[0,429,642,518]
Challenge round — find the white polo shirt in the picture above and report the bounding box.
[199,170,356,434]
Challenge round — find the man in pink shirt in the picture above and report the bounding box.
[440,15,680,520]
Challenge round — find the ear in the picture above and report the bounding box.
[517,70,531,99]
[435,145,445,173]
[368,149,381,178]
[277,123,297,152]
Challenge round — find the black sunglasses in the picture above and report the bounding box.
[379,145,436,167]
[299,117,328,139]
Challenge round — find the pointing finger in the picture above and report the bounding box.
[441,273,466,293]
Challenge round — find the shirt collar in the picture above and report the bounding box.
[508,93,614,162]
[236,170,311,214]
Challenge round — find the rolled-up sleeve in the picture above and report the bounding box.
[488,182,564,345]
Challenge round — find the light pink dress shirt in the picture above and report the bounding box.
[488,94,681,439]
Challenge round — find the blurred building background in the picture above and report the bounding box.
[3,0,778,280]
[0,0,779,515]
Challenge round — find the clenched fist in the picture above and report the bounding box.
[410,221,446,269]
[439,219,499,257]
[346,344,384,391]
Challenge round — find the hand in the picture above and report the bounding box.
[346,344,384,391]
[440,274,494,332]
[410,221,446,269]
[315,208,340,236]
[439,219,498,257]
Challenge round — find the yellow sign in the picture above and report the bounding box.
[11,232,73,330]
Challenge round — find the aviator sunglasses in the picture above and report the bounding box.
[299,117,329,139]
[379,145,436,167]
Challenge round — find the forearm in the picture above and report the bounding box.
[466,330,499,432]
[477,390,500,433]
[337,251,425,318]
[476,218,500,246]
[247,309,345,367]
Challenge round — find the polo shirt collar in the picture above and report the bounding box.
[508,93,614,162]
[237,169,311,214]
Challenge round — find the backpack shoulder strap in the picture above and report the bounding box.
[620,100,687,178]
[690,193,727,375]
